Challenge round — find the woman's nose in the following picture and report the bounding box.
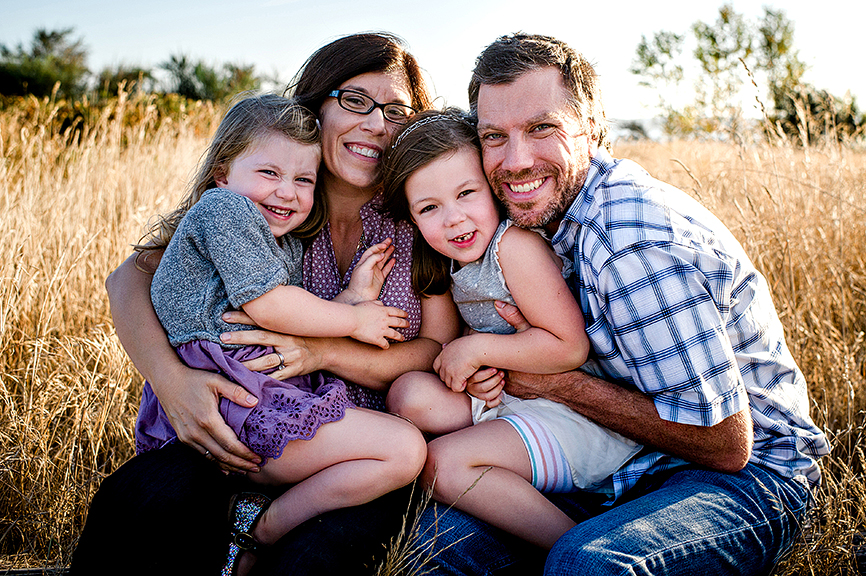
[360,108,388,134]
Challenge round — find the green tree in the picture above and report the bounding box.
[630,4,863,141]
[0,27,89,98]
[160,54,262,102]
[96,64,155,97]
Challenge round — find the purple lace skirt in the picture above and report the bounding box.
[134,340,354,460]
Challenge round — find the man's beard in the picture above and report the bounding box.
[490,164,585,228]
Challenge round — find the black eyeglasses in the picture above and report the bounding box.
[328,89,417,125]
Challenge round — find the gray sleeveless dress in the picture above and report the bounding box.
[450,220,641,490]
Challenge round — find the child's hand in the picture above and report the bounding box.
[432,336,484,393]
[339,239,395,304]
[350,300,408,349]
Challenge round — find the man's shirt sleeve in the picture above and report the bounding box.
[592,239,751,427]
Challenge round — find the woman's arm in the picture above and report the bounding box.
[224,290,461,390]
[106,251,261,471]
[434,227,589,390]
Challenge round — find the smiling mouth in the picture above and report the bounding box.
[347,144,380,159]
[451,231,475,243]
[267,206,294,217]
[508,178,545,194]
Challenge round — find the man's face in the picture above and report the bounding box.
[476,66,597,233]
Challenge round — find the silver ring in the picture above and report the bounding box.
[275,351,285,370]
[204,450,211,459]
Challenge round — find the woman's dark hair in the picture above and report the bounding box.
[286,32,433,116]
[283,32,434,235]
[380,108,483,297]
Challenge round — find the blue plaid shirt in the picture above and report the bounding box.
[551,148,829,501]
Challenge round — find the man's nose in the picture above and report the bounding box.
[501,136,534,173]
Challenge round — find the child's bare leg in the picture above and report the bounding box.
[423,419,576,549]
[387,371,472,435]
[248,407,426,547]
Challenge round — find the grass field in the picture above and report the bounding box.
[1,91,863,573]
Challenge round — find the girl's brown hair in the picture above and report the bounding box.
[137,93,322,252]
[380,108,484,297]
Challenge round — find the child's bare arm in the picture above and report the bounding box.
[434,227,589,391]
[243,285,408,349]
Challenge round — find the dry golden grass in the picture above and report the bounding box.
[0,91,863,573]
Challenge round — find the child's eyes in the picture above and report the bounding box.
[417,204,435,214]
[457,189,474,198]
[296,177,315,185]
[260,169,278,177]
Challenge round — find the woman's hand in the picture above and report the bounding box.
[221,310,322,379]
[158,362,263,473]
[106,251,261,472]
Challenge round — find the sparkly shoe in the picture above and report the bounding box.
[221,492,272,576]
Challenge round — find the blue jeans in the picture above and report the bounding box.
[417,464,811,576]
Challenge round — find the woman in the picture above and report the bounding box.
[70,32,459,576]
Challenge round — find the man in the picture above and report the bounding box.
[418,33,828,576]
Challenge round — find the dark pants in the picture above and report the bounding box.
[70,442,417,576]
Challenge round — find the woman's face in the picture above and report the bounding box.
[318,71,413,192]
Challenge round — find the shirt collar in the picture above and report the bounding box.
[563,147,614,226]
[550,147,613,254]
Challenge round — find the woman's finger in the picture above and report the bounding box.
[175,416,261,473]
[221,328,299,348]
[222,310,257,326]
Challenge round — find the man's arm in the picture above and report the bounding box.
[470,302,753,473]
[505,369,753,473]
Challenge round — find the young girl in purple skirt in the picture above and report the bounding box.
[134,93,426,576]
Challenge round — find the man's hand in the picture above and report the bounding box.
[461,300,528,406]
[463,367,506,407]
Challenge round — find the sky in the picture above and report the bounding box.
[2,0,864,121]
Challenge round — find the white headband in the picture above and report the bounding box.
[392,113,474,149]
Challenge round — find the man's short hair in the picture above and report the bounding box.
[468,33,608,146]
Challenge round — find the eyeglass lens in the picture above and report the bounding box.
[335,90,415,124]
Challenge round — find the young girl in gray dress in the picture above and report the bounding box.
[381,110,641,549]
[134,94,426,576]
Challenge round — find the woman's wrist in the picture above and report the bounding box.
[146,356,191,398]
[303,337,328,373]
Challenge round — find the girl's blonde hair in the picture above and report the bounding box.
[137,93,322,252]
[381,108,500,297]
